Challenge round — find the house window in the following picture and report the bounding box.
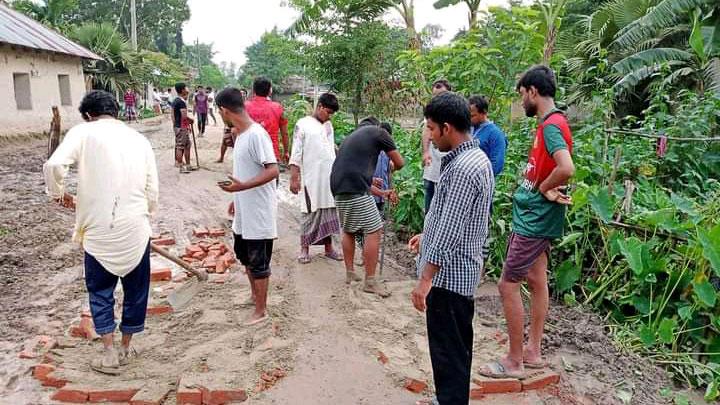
[58,75,72,106]
[13,73,32,110]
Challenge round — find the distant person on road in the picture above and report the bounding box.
[408,92,494,405]
[217,87,279,326]
[289,93,343,264]
[194,86,209,137]
[172,82,194,173]
[123,88,138,123]
[330,117,404,297]
[152,88,162,115]
[245,77,290,166]
[43,90,159,375]
[216,126,235,163]
[480,65,574,380]
[206,87,217,126]
[421,79,452,214]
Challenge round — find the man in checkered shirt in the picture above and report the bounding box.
[409,92,494,404]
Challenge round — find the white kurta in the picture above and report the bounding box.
[289,116,336,214]
[43,119,159,277]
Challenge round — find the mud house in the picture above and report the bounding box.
[0,2,101,136]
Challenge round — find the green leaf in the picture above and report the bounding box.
[698,225,720,277]
[674,393,689,405]
[670,192,697,217]
[558,232,583,248]
[632,295,651,314]
[677,305,693,321]
[706,380,719,402]
[689,11,706,62]
[639,325,656,347]
[590,187,614,223]
[618,237,647,276]
[693,280,717,308]
[555,260,581,293]
[658,318,677,344]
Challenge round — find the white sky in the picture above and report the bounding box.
[183,0,510,67]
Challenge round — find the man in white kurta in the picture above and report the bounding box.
[44,90,159,374]
[289,93,343,264]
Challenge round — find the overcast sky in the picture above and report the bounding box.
[183,0,510,67]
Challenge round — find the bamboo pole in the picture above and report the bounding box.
[606,128,720,142]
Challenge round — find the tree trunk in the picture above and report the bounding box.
[543,26,557,64]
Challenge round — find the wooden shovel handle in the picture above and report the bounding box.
[150,243,208,281]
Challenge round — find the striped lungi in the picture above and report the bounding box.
[335,194,383,235]
[301,208,340,247]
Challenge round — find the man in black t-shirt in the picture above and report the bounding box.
[172,82,194,173]
[330,117,404,297]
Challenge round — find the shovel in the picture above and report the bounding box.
[150,243,207,310]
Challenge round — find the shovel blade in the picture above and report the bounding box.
[167,279,201,310]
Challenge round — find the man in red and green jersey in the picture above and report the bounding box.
[245,77,290,165]
[481,65,575,379]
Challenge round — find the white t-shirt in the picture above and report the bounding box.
[232,123,278,239]
[43,119,159,277]
[207,92,215,108]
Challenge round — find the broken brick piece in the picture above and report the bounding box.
[32,363,56,381]
[208,228,225,238]
[470,388,485,400]
[207,389,247,404]
[176,385,202,405]
[51,386,88,403]
[404,378,428,394]
[42,373,69,388]
[472,376,522,394]
[192,251,207,260]
[193,228,209,238]
[186,245,204,255]
[521,371,560,391]
[146,305,172,316]
[377,351,389,365]
[88,388,139,403]
[215,262,227,274]
[150,268,172,282]
[202,259,217,269]
[152,237,175,246]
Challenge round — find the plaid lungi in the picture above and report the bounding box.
[301,208,340,247]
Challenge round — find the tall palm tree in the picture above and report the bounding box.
[69,23,136,94]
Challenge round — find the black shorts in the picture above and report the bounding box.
[233,234,273,279]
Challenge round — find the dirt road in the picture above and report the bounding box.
[0,117,691,404]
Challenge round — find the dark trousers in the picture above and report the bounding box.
[85,242,151,335]
[197,112,208,134]
[427,287,475,405]
[424,180,436,214]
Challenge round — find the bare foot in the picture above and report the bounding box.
[523,347,546,368]
[244,312,268,326]
[215,159,223,163]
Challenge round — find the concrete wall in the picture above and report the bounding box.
[0,44,88,136]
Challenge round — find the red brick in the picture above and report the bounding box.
[42,352,57,364]
[223,253,237,266]
[215,261,227,274]
[202,259,217,269]
[377,351,389,364]
[51,387,88,403]
[193,228,210,238]
[152,237,175,246]
[208,228,225,238]
[88,388,139,402]
[207,250,221,259]
[42,373,69,388]
[146,305,172,316]
[192,251,207,260]
[186,245,204,255]
[521,371,560,391]
[150,268,172,282]
[404,378,427,393]
[470,388,485,400]
[129,388,170,405]
[32,363,56,381]
[198,241,212,251]
[472,376,522,394]
[207,389,247,404]
[173,273,190,283]
[176,387,202,404]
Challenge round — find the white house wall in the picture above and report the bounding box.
[0,44,87,136]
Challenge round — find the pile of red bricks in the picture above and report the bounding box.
[150,232,175,247]
[181,240,236,275]
[255,368,287,393]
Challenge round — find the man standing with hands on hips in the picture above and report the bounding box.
[409,92,494,405]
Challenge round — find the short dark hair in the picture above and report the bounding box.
[253,77,272,97]
[516,65,556,98]
[358,116,381,128]
[318,93,339,112]
[215,87,246,113]
[175,82,187,93]
[79,90,119,119]
[423,92,471,133]
[432,79,452,92]
[206,87,212,91]
[153,87,157,92]
[468,95,489,113]
[380,122,393,135]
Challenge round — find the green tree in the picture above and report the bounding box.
[11,0,79,32]
[69,22,134,93]
[239,29,305,92]
[433,0,483,29]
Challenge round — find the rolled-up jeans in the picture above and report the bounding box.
[84,242,151,335]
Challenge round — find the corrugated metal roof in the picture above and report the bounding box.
[0,2,102,60]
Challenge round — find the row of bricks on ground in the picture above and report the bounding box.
[150,226,227,247]
[33,364,248,404]
[150,231,236,275]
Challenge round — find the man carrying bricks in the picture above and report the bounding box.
[480,65,574,379]
[408,92,494,405]
[44,90,159,374]
[217,87,279,326]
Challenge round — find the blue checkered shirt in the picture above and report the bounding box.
[416,140,494,297]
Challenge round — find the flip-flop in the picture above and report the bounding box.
[478,361,526,379]
[244,314,269,326]
[524,359,548,369]
[297,254,311,264]
[324,251,344,261]
[90,359,121,375]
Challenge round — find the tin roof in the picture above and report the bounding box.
[0,2,102,60]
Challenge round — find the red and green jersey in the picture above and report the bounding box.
[512,109,573,239]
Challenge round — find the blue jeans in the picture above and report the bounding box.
[424,179,436,214]
[85,242,151,335]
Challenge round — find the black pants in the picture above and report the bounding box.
[197,112,208,134]
[427,287,474,405]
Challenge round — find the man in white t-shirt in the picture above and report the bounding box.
[422,79,452,214]
[206,86,217,125]
[217,87,279,326]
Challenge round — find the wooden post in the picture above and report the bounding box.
[48,106,61,158]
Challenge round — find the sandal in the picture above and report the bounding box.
[524,359,548,369]
[118,346,138,366]
[297,254,311,264]
[90,348,121,375]
[324,250,344,261]
[478,361,526,379]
